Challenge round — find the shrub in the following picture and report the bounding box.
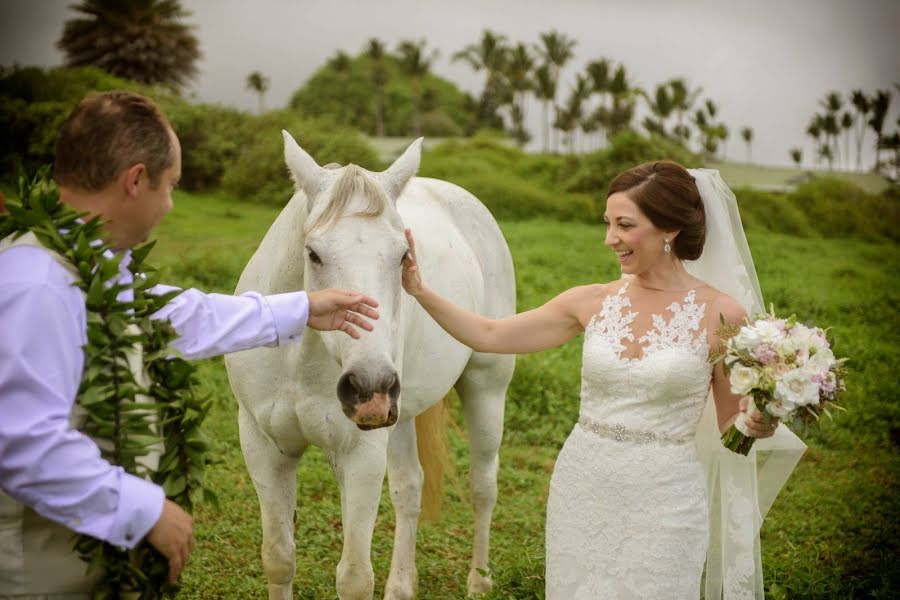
[563,130,699,196]
[220,110,381,205]
[733,187,818,237]
[788,176,898,242]
[447,171,597,223]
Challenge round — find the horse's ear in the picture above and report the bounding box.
[380,137,423,199]
[283,130,323,196]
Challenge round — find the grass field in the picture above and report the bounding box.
[149,190,899,599]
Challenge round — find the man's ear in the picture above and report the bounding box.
[123,164,146,198]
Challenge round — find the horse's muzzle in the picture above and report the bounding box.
[337,371,400,430]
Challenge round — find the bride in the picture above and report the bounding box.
[401,160,805,598]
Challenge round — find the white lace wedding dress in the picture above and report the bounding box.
[545,280,715,598]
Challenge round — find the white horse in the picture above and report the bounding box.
[223,132,516,599]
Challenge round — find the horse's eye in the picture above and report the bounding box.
[307,248,322,265]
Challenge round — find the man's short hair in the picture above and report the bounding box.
[53,91,175,192]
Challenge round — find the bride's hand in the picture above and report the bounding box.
[402,228,425,297]
[740,397,779,438]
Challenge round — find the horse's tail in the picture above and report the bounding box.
[415,397,453,521]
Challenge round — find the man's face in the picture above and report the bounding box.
[118,129,181,248]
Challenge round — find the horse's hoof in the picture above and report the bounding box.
[466,568,493,595]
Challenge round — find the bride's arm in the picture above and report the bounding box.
[402,229,586,354]
[710,296,778,437]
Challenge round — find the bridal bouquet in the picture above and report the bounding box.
[714,307,847,455]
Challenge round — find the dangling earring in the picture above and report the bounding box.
[664,237,671,254]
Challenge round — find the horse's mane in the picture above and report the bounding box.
[304,164,388,234]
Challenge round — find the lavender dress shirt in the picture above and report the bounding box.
[0,244,309,549]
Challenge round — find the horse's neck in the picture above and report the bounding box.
[238,192,307,295]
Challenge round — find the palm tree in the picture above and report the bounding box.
[695,99,727,161]
[850,89,870,171]
[819,91,843,166]
[560,74,591,153]
[789,147,803,169]
[840,112,853,171]
[396,39,439,137]
[668,78,701,144]
[505,42,535,146]
[534,30,576,152]
[453,30,509,129]
[585,58,611,147]
[642,82,674,137]
[57,0,200,88]
[740,127,753,163]
[533,64,556,152]
[806,116,824,168]
[245,71,269,114]
[868,89,892,173]
[365,38,389,137]
[606,64,637,137]
[821,113,840,170]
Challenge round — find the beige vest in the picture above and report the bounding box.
[0,233,157,599]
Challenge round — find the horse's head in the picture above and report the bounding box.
[283,131,422,430]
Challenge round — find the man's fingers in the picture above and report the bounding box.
[351,302,379,320]
[340,322,361,339]
[346,312,374,331]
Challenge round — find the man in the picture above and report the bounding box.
[0,91,378,596]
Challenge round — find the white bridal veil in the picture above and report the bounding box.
[685,169,807,599]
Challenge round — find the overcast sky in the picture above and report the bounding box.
[2,0,898,168]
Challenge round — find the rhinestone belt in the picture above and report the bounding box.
[578,416,692,446]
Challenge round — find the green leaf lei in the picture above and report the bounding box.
[0,169,217,599]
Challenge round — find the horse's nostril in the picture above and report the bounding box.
[348,373,360,391]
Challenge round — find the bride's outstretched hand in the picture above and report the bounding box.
[402,228,425,297]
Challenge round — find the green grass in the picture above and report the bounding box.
[150,190,899,598]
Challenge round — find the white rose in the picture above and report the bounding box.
[774,368,821,407]
[808,346,836,370]
[734,320,783,350]
[766,398,795,419]
[729,365,760,395]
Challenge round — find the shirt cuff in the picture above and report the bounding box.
[264,291,309,345]
[107,472,165,549]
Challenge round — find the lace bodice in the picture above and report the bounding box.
[580,280,713,440]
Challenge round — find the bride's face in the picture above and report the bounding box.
[603,192,668,274]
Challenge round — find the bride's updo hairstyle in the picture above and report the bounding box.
[607,160,706,260]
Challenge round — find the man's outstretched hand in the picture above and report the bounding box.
[307,289,380,338]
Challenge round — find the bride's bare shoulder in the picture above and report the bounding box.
[562,280,623,325]
[704,287,748,325]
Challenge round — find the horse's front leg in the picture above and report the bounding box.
[239,407,304,600]
[332,435,389,600]
[383,418,423,600]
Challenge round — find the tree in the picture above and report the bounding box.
[57,0,200,88]
[740,127,753,163]
[396,39,439,137]
[806,116,824,168]
[533,64,556,152]
[365,38,389,137]
[504,43,535,146]
[555,74,590,153]
[850,89,870,171]
[642,82,675,137]
[453,30,509,129]
[534,30,576,152]
[869,89,892,173]
[840,112,853,171]
[668,78,701,143]
[606,64,637,137]
[819,91,843,167]
[789,147,803,169]
[245,71,269,114]
[585,58,611,147]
